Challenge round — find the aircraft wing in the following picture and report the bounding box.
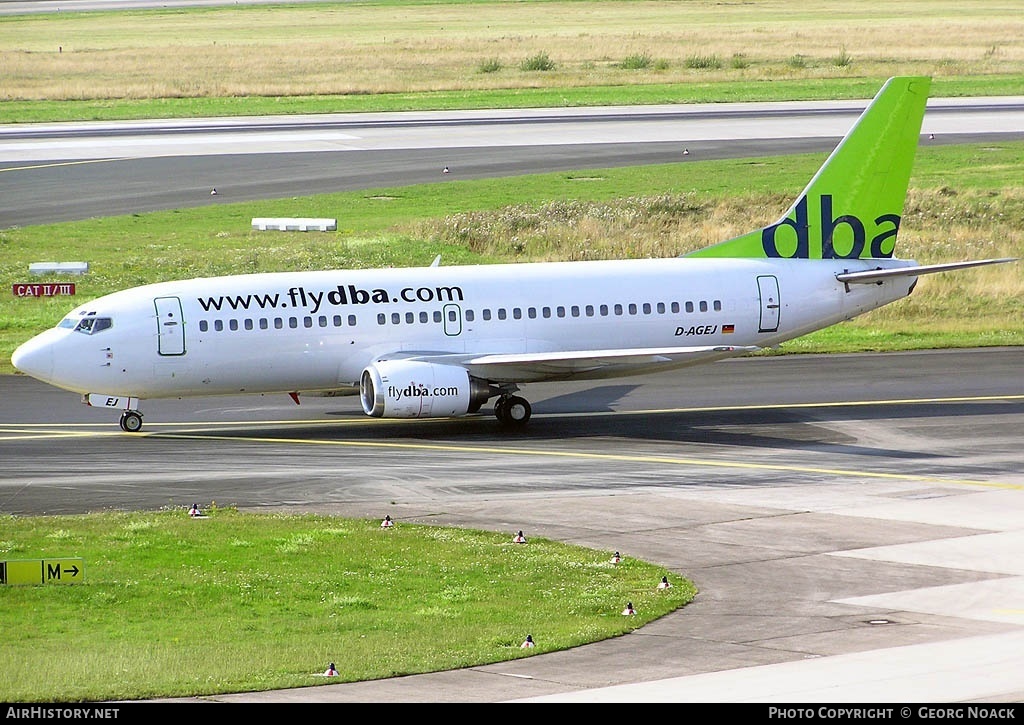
[406,345,758,383]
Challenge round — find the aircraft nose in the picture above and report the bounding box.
[11,333,55,381]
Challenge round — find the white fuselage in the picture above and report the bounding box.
[13,256,917,400]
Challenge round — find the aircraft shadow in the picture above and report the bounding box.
[170,395,1024,465]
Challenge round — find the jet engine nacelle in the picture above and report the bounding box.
[360,360,493,419]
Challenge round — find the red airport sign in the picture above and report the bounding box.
[12,283,76,297]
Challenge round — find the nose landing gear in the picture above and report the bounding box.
[119,410,143,433]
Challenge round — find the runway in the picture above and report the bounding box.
[2,99,1023,229]
[3,348,1023,702]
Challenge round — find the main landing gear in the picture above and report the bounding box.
[493,394,531,427]
[119,410,143,433]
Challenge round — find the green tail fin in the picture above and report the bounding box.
[687,76,931,260]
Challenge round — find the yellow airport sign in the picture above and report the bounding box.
[1,558,84,585]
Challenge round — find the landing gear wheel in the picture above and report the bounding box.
[505,396,531,425]
[496,395,531,427]
[119,410,143,433]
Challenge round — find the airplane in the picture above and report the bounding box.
[11,76,1018,433]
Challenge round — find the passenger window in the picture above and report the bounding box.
[260,318,269,330]
[465,310,475,322]
[214,320,224,332]
[333,315,342,327]
[274,318,284,329]
[685,302,694,313]
[528,308,537,319]
[614,304,623,315]
[498,308,506,320]
[483,309,492,321]
[199,320,209,332]
[289,317,298,329]
[319,316,328,327]
[433,311,442,323]
[377,313,386,325]
[628,303,637,315]
[571,306,580,317]
[406,312,415,324]
[714,300,722,311]
[244,319,254,331]
[642,303,651,314]
[229,319,239,331]
[348,315,357,326]
[513,308,522,320]
[699,301,708,312]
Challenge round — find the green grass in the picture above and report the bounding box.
[4,76,1024,124]
[0,507,693,702]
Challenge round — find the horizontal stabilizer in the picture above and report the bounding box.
[836,258,1019,284]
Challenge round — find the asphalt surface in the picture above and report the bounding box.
[3,349,1023,703]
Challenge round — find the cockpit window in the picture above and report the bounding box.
[64,316,113,335]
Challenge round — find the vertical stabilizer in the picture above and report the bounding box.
[687,76,931,260]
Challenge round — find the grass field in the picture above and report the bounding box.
[2,0,1024,121]
[0,507,694,702]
